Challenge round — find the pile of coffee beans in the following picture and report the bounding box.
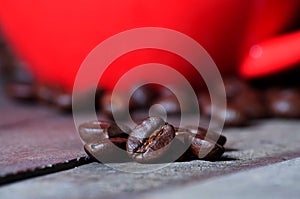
[3,69,300,125]
[5,81,73,112]
[79,116,226,163]
[100,80,300,127]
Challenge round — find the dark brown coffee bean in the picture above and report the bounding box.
[101,92,128,120]
[189,137,225,161]
[79,121,131,143]
[35,84,56,104]
[198,92,211,117]
[95,88,106,111]
[266,88,300,118]
[153,95,180,115]
[5,82,36,101]
[126,116,175,163]
[219,103,248,126]
[84,137,130,163]
[174,130,225,161]
[54,91,72,112]
[157,85,174,97]
[234,87,267,119]
[129,84,157,109]
[176,126,227,146]
[222,77,246,99]
[163,135,189,162]
[199,92,247,126]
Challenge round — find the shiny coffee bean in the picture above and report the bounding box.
[153,95,180,115]
[54,91,72,112]
[35,84,56,104]
[5,82,36,101]
[199,92,247,126]
[176,126,227,146]
[234,87,267,118]
[219,103,248,126]
[266,88,300,118]
[222,77,246,99]
[157,85,174,97]
[95,88,106,111]
[189,136,225,161]
[79,121,131,143]
[126,116,175,163]
[175,130,225,161]
[101,92,128,120]
[163,135,189,162]
[84,137,130,162]
[130,84,157,109]
[198,92,211,117]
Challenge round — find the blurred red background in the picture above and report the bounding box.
[0,0,299,91]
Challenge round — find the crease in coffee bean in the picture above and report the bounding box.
[127,117,176,163]
[134,125,167,154]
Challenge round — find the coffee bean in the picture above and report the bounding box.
[222,77,246,99]
[198,92,211,117]
[129,84,157,109]
[266,88,300,118]
[153,95,180,115]
[35,84,56,104]
[174,130,225,161]
[164,135,189,162]
[5,82,36,101]
[126,116,175,163]
[219,103,248,126]
[84,137,130,162]
[234,87,267,119]
[101,92,128,120]
[176,126,227,146]
[79,121,131,143]
[54,91,72,112]
[189,136,225,161]
[95,88,106,111]
[199,92,248,126]
[157,85,174,97]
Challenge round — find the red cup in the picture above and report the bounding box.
[0,1,298,91]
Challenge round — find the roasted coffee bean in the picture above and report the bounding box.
[220,103,248,126]
[266,88,300,118]
[101,92,128,120]
[157,85,174,97]
[234,87,267,119]
[199,92,247,126]
[163,135,189,162]
[84,137,130,162]
[129,84,157,109]
[176,126,227,146]
[5,82,36,101]
[79,121,131,143]
[222,77,246,99]
[126,116,175,163]
[189,136,225,161]
[198,92,211,117]
[95,88,106,111]
[174,130,225,161]
[153,95,180,115]
[54,91,72,112]
[35,84,56,104]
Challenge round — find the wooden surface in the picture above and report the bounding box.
[0,91,300,198]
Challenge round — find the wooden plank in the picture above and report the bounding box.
[0,114,87,182]
[1,119,299,199]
